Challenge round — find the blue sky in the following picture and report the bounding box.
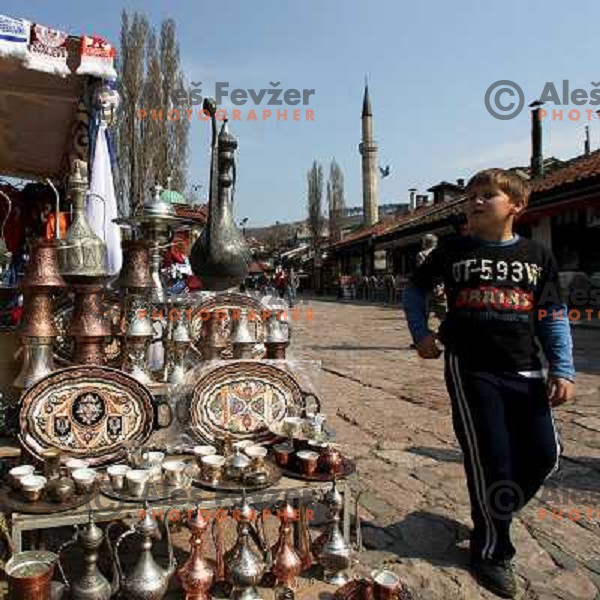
[5,0,600,225]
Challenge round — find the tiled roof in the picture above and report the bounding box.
[531,149,600,193]
[174,203,208,224]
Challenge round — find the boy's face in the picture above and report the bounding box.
[466,185,524,232]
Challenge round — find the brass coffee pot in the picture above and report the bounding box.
[57,512,119,599]
[109,503,176,600]
[189,118,250,291]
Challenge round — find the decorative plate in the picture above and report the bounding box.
[19,366,155,466]
[189,361,308,445]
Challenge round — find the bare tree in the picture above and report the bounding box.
[327,159,345,242]
[307,160,323,247]
[116,12,188,213]
[116,10,149,214]
[159,19,188,190]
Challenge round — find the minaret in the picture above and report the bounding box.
[359,83,379,227]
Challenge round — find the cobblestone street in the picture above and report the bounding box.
[290,297,600,600]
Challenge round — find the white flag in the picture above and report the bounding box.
[88,123,122,275]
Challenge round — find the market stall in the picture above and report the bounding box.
[0,13,385,600]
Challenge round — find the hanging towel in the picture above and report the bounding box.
[88,123,123,275]
[0,15,30,59]
[76,35,117,80]
[25,23,70,77]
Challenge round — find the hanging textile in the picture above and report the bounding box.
[76,35,117,80]
[25,23,70,77]
[0,14,30,59]
[88,123,122,275]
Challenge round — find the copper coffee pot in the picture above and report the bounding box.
[177,506,214,600]
[271,501,302,589]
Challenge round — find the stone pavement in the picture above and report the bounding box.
[285,297,600,600]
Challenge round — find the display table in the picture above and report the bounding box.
[5,475,353,553]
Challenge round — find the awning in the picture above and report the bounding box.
[0,38,87,181]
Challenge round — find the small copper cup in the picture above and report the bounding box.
[273,444,294,468]
[371,569,401,599]
[295,450,319,476]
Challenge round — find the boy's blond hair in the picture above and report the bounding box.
[466,168,530,207]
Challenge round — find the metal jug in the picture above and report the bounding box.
[57,512,119,599]
[109,503,176,600]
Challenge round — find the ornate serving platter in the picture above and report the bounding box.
[19,366,155,466]
[189,361,310,445]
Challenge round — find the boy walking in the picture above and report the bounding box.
[403,169,575,598]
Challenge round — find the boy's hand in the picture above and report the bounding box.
[547,377,575,406]
[415,334,442,359]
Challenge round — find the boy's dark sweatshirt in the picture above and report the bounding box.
[403,234,575,381]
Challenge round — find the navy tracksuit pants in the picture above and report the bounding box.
[444,351,560,562]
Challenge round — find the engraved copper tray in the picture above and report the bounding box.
[276,456,356,482]
[189,361,311,446]
[190,463,282,493]
[19,366,155,467]
[0,484,98,515]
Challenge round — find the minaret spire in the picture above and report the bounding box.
[359,81,379,227]
[362,81,372,118]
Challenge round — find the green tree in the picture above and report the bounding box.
[327,159,345,242]
[307,160,323,247]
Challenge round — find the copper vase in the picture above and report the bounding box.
[21,239,66,290]
[114,240,154,291]
[20,293,59,337]
[69,285,111,365]
[178,508,214,600]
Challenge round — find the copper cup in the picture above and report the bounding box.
[273,444,294,468]
[371,569,401,599]
[295,450,319,476]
